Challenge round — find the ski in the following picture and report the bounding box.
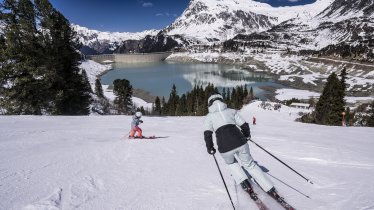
[126,136,169,140]
[267,189,296,210]
[128,135,155,139]
[242,183,270,210]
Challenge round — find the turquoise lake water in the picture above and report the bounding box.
[100,62,285,99]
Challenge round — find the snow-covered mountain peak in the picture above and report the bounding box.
[73,24,159,45]
[164,0,333,42]
[164,0,276,42]
[72,24,160,54]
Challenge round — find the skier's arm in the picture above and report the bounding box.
[234,111,251,138]
[204,131,215,154]
[204,116,215,154]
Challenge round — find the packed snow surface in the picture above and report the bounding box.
[276,88,374,103]
[1,102,373,210]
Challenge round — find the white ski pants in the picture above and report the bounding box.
[220,143,274,192]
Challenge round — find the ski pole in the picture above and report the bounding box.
[213,154,236,210]
[248,138,314,185]
[266,172,311,199]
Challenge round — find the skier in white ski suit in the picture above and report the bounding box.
[203,93,275,193]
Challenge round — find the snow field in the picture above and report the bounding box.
[1,102,374,210]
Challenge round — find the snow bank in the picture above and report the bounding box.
[1,102,374,210]
[275,88,320,101]
[79,60,112,85]
[275,88,374,104]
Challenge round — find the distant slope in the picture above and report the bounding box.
[230,0,374,54]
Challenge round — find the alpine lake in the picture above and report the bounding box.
[100,62,286,101]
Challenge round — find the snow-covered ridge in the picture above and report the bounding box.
[319,0,374,21]
[268,0,374,51]
[73,24,160,46]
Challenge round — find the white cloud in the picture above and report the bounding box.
[139,1,153,7]
[155,12,178,17]
[287,0,301,2]
[142,2,153,7]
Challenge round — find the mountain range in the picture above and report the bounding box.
[75,0,373,57]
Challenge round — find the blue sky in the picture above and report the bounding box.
[48,0,317,32]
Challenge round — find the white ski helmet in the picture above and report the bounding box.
[208,93,223,107]
[135,112,142,118]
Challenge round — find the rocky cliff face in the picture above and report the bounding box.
[320,0,374,18]
[231,0,373,50]
[115,34,182,53]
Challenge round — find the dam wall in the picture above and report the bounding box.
[86,52,172,64]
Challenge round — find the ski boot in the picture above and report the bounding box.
[267,187,295,210]
[241,179,269,210]
[241,179,258,200]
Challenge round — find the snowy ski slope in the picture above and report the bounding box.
[0,101,373,210]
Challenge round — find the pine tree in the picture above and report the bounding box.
[186,90,194,115]
[75,69,92,115]
[249,87,254,100]
[244,85,248,98]
[231,88,237,109]
[1,0,92,115]
[196,85,206,115]
[34,0,91,115]
[314,73,345,125]
[95,79,104,98]
[167,84,178,116]
[222,88,226,101]
[153,96,161,115]
[161,96,167,115]
[366,101,374,127]
[226,88,231,104]
[339,67,348,92]
[1,0,48,114]
[113,79,133,114]
[176,94,187,116]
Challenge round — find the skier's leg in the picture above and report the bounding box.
[129,129,135,138]
[236,144,274,192]
[227,162,248,184]
[220,149,248,185]
[135,126,142,138]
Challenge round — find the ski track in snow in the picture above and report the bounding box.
[0,102,374,210]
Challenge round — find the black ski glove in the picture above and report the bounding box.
[240,122,251,139]
[207,147,216,155]
[139,120,143,123]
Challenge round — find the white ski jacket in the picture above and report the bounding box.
[203,100,250,153]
